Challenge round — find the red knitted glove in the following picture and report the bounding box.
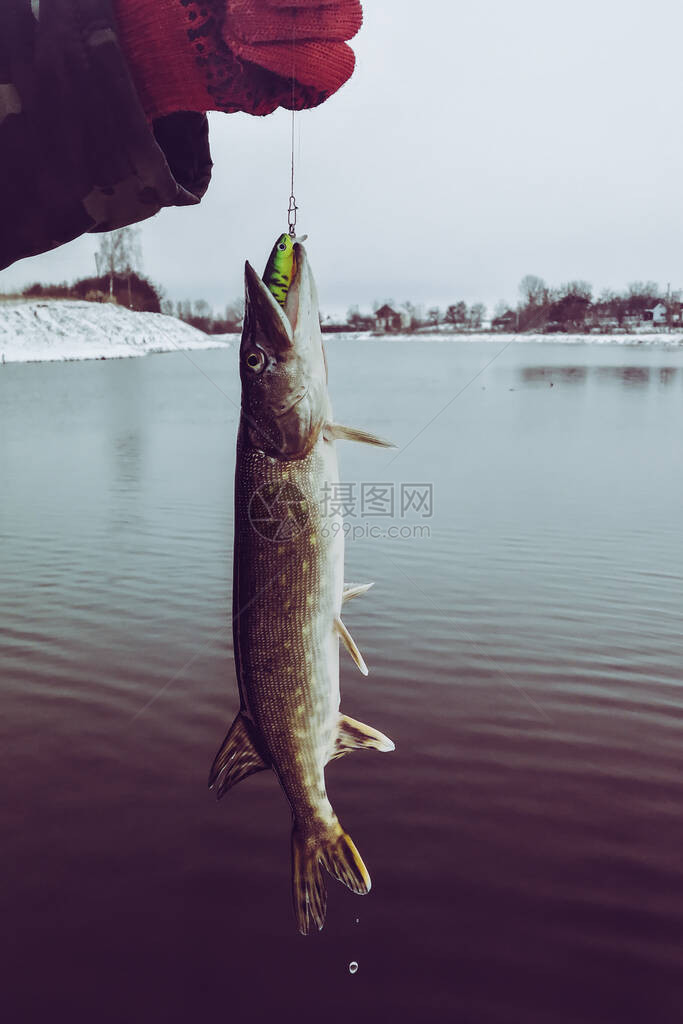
[113,0,363,120]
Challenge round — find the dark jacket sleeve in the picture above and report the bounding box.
[0,0,213,272]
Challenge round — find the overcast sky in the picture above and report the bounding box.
[3,0,683,316]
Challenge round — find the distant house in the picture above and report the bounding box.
[643,302,667,325]
[374,304,404,332]
[491,310,517,331]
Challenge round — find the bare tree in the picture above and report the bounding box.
[95,226,142,302]
[469,302,486,328]
[444,302,467,326]
[225,298,244,329]
[401,301,420,330]
[627,281,660,299]
[519,274,547,307]
[561,280,592,301]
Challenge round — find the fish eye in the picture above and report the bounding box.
[245,349,266,373]
[278,242,287,251]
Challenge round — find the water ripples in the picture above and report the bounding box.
[2,345,683,1022]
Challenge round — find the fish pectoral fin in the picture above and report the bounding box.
[342,582,374,604]
[323,423,396,448]
[208,712,269,799]
[330,714,396,761]
[334,617,368,676]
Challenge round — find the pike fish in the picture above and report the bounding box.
[209,242,395,935]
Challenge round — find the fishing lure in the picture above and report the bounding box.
[262,232,308,307]
[262,233,295,307]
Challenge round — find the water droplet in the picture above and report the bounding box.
[349,961,359,975]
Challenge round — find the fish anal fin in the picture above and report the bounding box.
[330,713,396,761]
[324,423,396,448]
[335,617,368,675]
[208,712,269,799]
[343,582,374,604]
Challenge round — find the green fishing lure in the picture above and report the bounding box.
[263,233,296,307]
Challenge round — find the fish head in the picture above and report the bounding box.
[240,243,329,459]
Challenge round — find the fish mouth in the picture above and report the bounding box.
[243,261,294,354]
[274,387,308,418]
[243,242,312,355]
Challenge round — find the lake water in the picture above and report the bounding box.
[2,339,683,1023]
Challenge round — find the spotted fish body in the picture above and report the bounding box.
[209,243,395,934]
[262,232,295,306]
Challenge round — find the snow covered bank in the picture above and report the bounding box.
[0,300,237,363]
[325,330,683,346]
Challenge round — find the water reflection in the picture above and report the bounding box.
[113,431,143,489]
[595,365,651,387]
[520,365,679,387]
[521,366,588,384]
[659,366,677,385]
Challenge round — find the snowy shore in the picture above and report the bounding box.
[2,301,681,365]
[0,300,237,363]
[326,330,683,346]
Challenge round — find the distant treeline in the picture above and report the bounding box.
[0,277,243,333]
[343,278,683,334]
[496,276,681,333]
[7,273,162,313]
[172,298,243,335]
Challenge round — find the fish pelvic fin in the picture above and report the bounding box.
[324,423,396,448]
[335,616,368,675]
[208,712,269,799]
[329,714,396,762]
[343,582,374,604]
[292,821,371,935]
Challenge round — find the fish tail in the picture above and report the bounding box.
[291,820,371,936]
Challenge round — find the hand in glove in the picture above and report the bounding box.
[113,0,363,119]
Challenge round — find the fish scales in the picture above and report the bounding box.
[209,241,395,934]
[234,432,344,821]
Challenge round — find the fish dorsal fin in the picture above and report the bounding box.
[324,423,396,448]
[330,714,395,761]
[343,582,374,604]
[208,712,269,798]
[334,617,368,675]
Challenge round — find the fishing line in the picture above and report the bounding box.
[287,12,298,237]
